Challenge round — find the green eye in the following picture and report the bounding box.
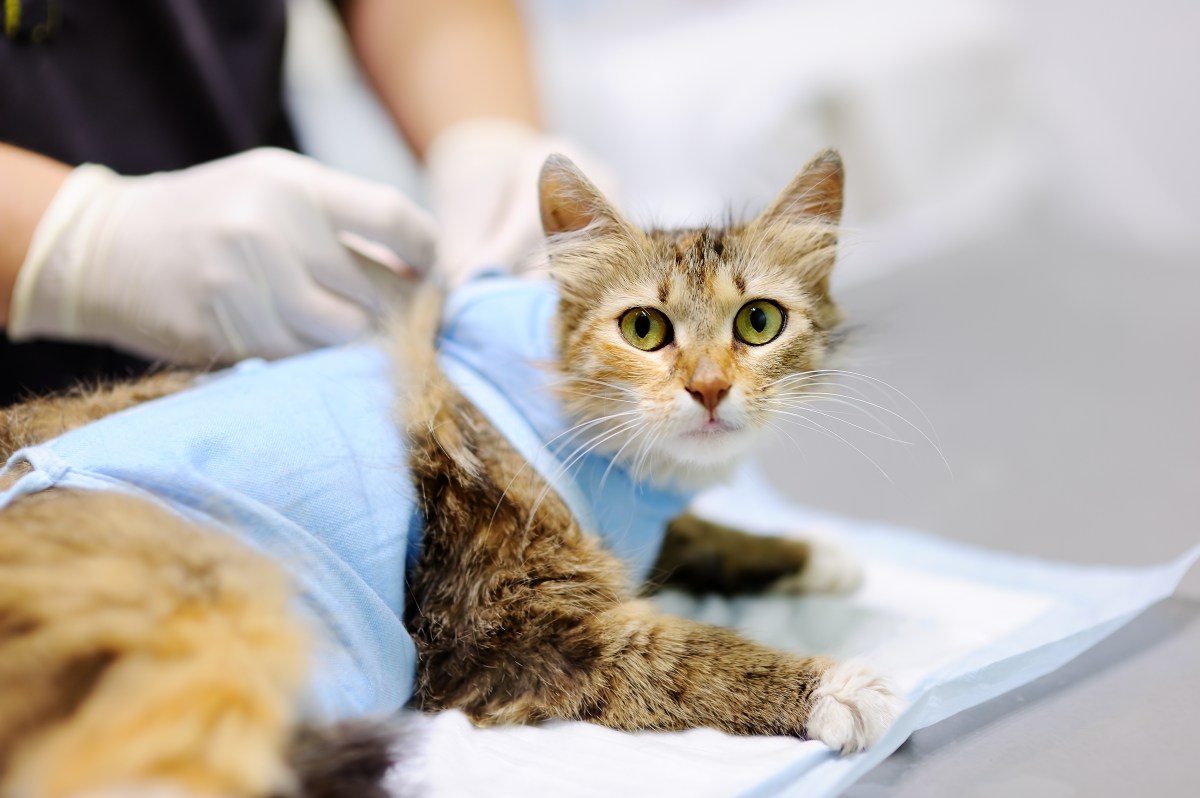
[619,307,673,351]
[734,300,785,345]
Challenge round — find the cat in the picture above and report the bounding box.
[0,149,902,797]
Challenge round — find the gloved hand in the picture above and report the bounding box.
[425,118,618,284]
[7,148,436,364]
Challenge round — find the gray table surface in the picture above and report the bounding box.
[763,212,1200,798]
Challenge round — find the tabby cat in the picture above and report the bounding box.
[0,149,902,797]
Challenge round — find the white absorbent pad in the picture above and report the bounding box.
[388,474,1199,797]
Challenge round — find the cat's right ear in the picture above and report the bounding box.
[538,154,625,237]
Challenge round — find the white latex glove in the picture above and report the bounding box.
[425,118,618,284]
[8,148,436,364]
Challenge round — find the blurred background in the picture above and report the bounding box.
[287,0,1198,566]
[288,0,1200,276]
[286,1,1197,794]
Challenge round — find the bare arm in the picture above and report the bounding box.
[341,0,541,158]
[0,143,71,328]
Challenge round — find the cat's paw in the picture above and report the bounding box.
[804,660,904,754]
[768,538,863,594]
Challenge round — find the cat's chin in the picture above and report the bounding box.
[671,424,756,463]
[630,426,760,492]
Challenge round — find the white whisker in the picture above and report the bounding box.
[522,418,644,531]
[487,410,641,530]
[802,369,942,447]
[767,409,894,483]
[632,421,669,482]
[558,390,640,405]
[765,369,951,474]
[768,390,906,438]
[598,419,656,493]
[764,403,913,445]
[546,411,642,458]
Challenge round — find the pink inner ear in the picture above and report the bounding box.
[538,154,616,236]
[540,192,596,235]
[760,150,845,227]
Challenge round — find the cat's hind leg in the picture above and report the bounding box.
[1,371,195,463]
[0,489,307,798]
[648,512,863,596]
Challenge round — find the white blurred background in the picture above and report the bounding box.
[285,0,1200,578]
[286,0,1200,288]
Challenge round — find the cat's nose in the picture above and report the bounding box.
[688,381,729,413]
[686,358,731,413]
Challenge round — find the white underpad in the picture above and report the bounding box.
[387,471,1199,797]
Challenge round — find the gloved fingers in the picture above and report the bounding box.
[260,236,378,348]
[423,119,623,285]
[336,231,421,279]
[208,239,375,360]
[211,286,372,361]
[278,286,375,348]
[308,166,438,278]
[285,229,425,327]
[333,236,426,315]
[283,231,386,316]
[203,180,405,327]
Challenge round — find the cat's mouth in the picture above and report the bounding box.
[681,419,741,440]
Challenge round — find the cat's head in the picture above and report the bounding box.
[539,151,844,489]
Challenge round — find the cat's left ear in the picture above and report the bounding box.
[757,148,844,228]
[539,154,645,303]
[538,153,628,237]
[749,149,844,292]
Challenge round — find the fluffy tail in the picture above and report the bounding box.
[287,719,403,798]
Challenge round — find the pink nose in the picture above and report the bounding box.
[687,380,730,413]
[686,357,729,412]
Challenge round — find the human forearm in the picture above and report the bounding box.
[342,0,541,158]
[0,144,71,328]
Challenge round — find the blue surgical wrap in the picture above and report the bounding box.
[0,277,692,720]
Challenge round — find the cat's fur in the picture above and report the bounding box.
[0,150,901,797]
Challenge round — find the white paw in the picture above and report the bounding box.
[805,660,904,754]
[769,538,864,594]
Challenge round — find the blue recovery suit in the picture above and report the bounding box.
[0,278,692,719]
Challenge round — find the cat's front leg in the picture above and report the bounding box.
[648,512,863,596]
[565,600,902,752]
[409,507,902,752]
[405,387,901,752]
